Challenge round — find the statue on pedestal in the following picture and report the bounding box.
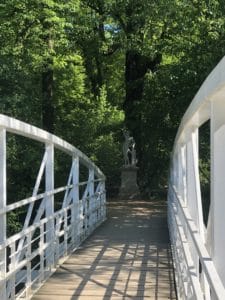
[119,129,140,199]
[122,130,136,167]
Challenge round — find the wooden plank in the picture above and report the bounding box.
[31,200,177,300]
[33,296,176,300]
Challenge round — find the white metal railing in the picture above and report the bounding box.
[168,56,225,299]
[0,114,106,300]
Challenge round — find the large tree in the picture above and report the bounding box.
[1,0,225,199]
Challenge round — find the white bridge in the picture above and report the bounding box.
[1,57,225,299]
[168,56,225,299]
[0,114,106,299]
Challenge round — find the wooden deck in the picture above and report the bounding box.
[32,200,176,300]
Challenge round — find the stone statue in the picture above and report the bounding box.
[122,129,136,166]
[131,140,136,166]
[119,129,140,199]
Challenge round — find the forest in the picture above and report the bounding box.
[1,0,225,208]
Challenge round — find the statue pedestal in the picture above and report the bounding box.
[118,166,141,199]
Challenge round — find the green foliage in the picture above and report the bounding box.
[7,211,23,237]
[91,133,123,195]
[130,0,225,192]
[1,0,225,214]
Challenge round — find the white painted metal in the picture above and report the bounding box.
[71,156,79,247]
[210,96,225,286]
[88,168,95,231]
[0,128,7,300]
[0,114,106,300]
[45,143,55,271]
[168,56,225,299]
[0,115,103,177]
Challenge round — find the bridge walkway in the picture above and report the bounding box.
[32,200,176,300]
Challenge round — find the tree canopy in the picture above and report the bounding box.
[1,0,225,204]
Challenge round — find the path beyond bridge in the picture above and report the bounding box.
[32,200,176,300]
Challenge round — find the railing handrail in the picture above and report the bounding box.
[0,114,106,300]
[170,185,225,299]
[174,56,225,147]
[168,56,225,299]
[0,114,105,179]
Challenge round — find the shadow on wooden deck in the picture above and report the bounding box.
[32,200,177,300]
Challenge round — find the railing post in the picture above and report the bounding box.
[0,114,107,300]
[186,130,203,277]
[177,146,183,197]
[71,156,79,248]
[102,180,106,221]
[210,97,225,287]
[9,242,16,299]
[88,168,95,231]
[39,224,44,283]
[180,144,187,205]
[45,143,54,271]
[64,209,68,255]
[26,231,32,297]
[0,128,6,300]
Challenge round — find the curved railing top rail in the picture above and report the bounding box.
[175,56,225,146]
[168,56,225,299]
[0,113,105,179]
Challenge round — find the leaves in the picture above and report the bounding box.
[0,0,225,202]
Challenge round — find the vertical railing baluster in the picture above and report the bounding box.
[45,143,54,271]
[191,129,205,240]
[71,156,79,248]
[102,181,106,221]
[181,144,188,241]
[186,132,199,277]
[210,97,225,290]
[177,146,182,197]
[95,182,101,223]
[26,231,32,298]
[84,185,88,235]
[181,144,187,205]
[9,242,16,299]
[88,168,94,232]
[79,199,84,242]
[0,115,106,300]
[100,182,103,221]
[83,181,88,236]
[0,128,6,300]
[39,224,44,284]
[191,129,211,298]
[64,210,68,256]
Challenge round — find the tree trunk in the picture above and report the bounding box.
[123,49,161,166]
[42,62,54,133]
